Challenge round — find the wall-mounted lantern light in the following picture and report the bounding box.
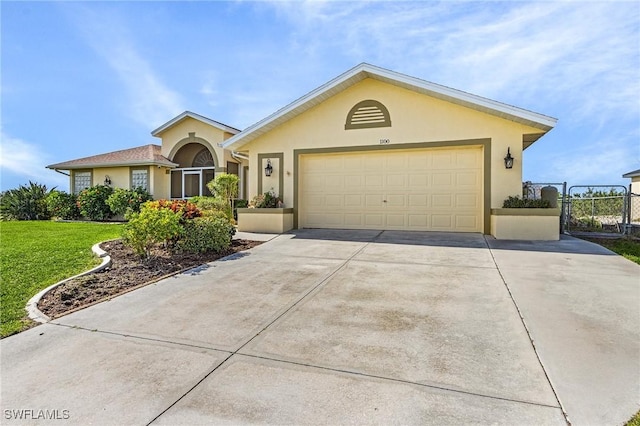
[264,159,273,177]
[104,175,112,185]
[504,148,514,169]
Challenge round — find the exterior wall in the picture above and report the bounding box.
[630,176,640,195]
[237,208,294,233]
[150,166,171,199]
[71,166,169,199]
[491,208,561,240]
[157,117,231,171]
[241,78,544,215]
[92,167,130,189]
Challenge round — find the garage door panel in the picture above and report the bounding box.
[305,195,325,207]
[303,174,325,189]
[365,175,384,188]
[456,151,480,167]
[432,215,453,229]
[386,156,406,171]
[457,172,480,186]
[344,194,364,207]
[325,175,343,189]
[408,194,429,207]
[324,156,344,171]
[386,174,406,187]
[408,154,429,169]
[365,194,384,207]
[432,173,453,186]
[408,174,428,187]
[325,195,343,207]
[456,194,479,208]
[364,157,384,170]
[386,194,406,207]
[432,194,453,208]
[344,175,363,188]
[456,215,479,230]
[408,214,429,227]
[386,214,406,227]
[307,213,343,226]
[431,152,454,168]
[300,147,482,232]
[364,214,384,226]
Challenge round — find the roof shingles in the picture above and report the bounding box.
[47,144,177,170]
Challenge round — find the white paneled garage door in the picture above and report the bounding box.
[299,146,483,232]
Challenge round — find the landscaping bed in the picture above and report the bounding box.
[38,239,262,319]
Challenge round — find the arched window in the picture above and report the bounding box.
[345,99,391,130]
[193,148,214,167]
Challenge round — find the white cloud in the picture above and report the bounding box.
[264,1,639,122]
[0,132,68,191]
[64,5,184,128]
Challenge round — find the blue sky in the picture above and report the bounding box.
[1,1,639,192]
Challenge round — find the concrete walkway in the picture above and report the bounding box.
[1,230,638,425]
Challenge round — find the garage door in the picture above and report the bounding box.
[299,146,483,232]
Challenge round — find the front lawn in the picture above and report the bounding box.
[0,221,121,337]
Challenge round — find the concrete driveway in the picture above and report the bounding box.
[1,230,638,425]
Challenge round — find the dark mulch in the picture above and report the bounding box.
[38,239,262,319]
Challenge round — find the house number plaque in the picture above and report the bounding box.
[379,139,390,144]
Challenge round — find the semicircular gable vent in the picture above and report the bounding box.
[345,99,391,130]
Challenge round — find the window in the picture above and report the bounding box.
[226,161,239,175]
[131,169,148,191]
[74,171,91,194]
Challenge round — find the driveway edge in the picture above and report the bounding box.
[483,235,571,426]
[26,241,113,323]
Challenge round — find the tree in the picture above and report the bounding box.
[206,173,239,221]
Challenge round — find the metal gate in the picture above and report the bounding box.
[522,181,567,233]
[566,185,628,234]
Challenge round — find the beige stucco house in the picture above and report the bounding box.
[47,63,557,236]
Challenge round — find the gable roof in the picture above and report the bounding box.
[46,144,178,170]
[223,63,557,150]
[151,111,240,137]
[623,168,640,178]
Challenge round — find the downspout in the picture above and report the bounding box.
[231,151,249,161]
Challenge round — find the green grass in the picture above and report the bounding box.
[626,411,640,426]
[0,221,122,338]
[580,236,640,265]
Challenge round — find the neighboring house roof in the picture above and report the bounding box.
[46,144,178,170]
[622,169,640,178]
[222,63,558,151]
[151,111,241,137]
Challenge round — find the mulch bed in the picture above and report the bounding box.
[37,239,262,319]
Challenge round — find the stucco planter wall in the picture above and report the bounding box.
[491,208,561,240]
[237,208,294,234]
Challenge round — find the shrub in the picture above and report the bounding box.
[235,199,248,209]
[46,190,80,220]
[122,203,183,259]
[145,199,201,221]
[249,191,282,208]
[0,181,53,221]
[177,214,235,254]
[106,187,153,218]
[77,185,113,221]
[206,173,239,221]
[502,196,551,208]
[190,196,227,213]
